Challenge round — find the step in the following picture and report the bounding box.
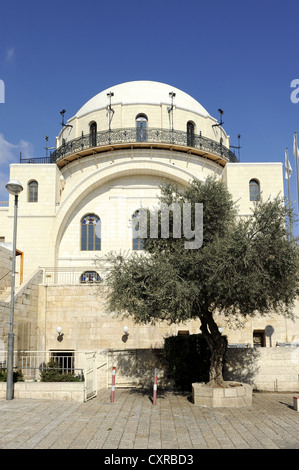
[0,286,11,302]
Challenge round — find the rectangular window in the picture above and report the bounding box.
[253,330,265,347]
[28,189,38,202]
[50,350,75,374]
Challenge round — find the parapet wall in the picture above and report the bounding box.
[0,268,43,352]
[0,245,12,291]
[224,347,299,392]
[102,347,299,392]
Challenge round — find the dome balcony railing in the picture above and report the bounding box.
[20,127,238,165]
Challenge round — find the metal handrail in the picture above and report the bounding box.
[41,265,109,285]
[20,127,238,165]
[0,270,11,283]
[0,350,90,381]
[19,156,51,164]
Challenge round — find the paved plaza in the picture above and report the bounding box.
[0,388,299,450]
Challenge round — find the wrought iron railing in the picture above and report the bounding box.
[20,127,238,164]
[0,350,101,400]
[19,156,53,164]
[0,350,83,380]
[41,265,109,285]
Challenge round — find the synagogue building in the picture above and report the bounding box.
[0,81,298,393]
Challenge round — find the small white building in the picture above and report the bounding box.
[0,80,298,390]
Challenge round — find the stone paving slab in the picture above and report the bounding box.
[0,389,299,450]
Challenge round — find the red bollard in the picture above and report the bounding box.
[153,367,158,405]
[111,366,116,403]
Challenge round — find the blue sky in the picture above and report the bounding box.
[1,0,299,232]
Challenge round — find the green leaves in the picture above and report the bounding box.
[105,177,299,325]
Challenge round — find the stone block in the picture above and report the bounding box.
[213,388,224,397]
[224,387,238,397]
[237,386,246,396]
[193,385,212,397]
[191,395,212,407]
[223,397,238,407]
[192,381,253,408]
[7,382,85,401]
[212,397,225,407]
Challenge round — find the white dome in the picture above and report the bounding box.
[74,80,210,119]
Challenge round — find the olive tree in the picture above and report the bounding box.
[104,176,299,386]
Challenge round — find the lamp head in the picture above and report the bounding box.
[6,179,23,196]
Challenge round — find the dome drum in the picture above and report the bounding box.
[50,126,238,168]
[19,81,238,166]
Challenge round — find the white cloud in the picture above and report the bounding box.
[0,134,33,163]
[19,139,34,160]
[0,133,19,163]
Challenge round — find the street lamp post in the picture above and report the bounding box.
[5,179,23,400]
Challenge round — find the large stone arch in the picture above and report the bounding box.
[52,159,206,265]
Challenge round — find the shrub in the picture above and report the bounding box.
[164,334,211,391]
[0,369,24,382]
[40,359,84,382]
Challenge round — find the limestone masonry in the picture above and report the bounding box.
[0,81,298,393]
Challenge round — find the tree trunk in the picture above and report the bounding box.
[200,310,227,387]
[208,337,227,386]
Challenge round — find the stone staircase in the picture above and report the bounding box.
[0,286,11,302]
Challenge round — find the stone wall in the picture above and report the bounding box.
[14,269,43,351]
[38,283,299,352]
[223,162,284,216]
[36,284,200,353]
[106,348,169,389]
[106,347,299,392]
[0,244,12,292]
[0,382,85,402]
[0,245,13,358]
[0,301,9,362]
[224,347,299,392]
[0,267,43,353]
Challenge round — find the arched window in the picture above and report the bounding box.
[80,271,101,283]
[89,122,97,147]
[187,121,195,147]
[28,180,38,202]
[249,179,260,201]
[136,114,148,142]
[132,209,145,250]
[81,214,101,251]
